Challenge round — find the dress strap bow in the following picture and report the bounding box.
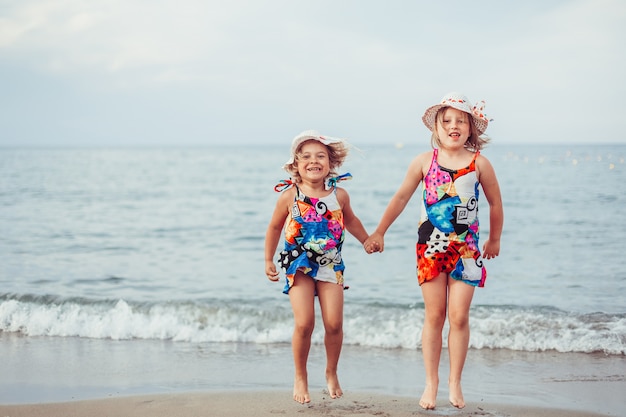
[273,172,353,193]
[325,172,352,190]
[274,179,294,192]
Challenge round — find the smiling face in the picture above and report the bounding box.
[434,107,472,150]
[295,140,331,183]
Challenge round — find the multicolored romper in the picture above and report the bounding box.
[276,179,348,294]
[417,149,486,287]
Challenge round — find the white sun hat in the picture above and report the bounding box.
[283,130,345,169]
[422,92,490,136]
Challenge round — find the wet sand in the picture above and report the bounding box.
[1,334,623,416]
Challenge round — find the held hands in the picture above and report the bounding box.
[363,233,384,254]
[265,261,280,282]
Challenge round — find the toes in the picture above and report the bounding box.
[419,400,436,410]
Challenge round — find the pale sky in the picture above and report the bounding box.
[1,0,625,147]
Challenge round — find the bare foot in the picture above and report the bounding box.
[448,380,465,409]
[419,383,438,410]
[293,376,310,404]
[325,371,343,399]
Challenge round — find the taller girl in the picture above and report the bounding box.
[365,93,504,409]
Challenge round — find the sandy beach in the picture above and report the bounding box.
[0,390,616,417]
[1,334,623,416]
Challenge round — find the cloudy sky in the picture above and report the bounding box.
[1,0,625,147]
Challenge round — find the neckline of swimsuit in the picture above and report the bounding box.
[434,149,479,173]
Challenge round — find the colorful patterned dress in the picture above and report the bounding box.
[417,149,486,287]
[278,185,345,294]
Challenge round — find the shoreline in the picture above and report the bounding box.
[1,334,624,415]
[0,391,614,417]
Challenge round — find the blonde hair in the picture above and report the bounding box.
[284,139,349,184]
[430,107,490,151]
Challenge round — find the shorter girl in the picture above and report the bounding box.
[365,93,503,410]
[265,130,369,404]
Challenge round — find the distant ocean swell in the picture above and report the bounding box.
[1,294,624,355]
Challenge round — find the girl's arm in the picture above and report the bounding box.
[337,188,369,245]
[365,152,429,252]
[264,190,292,280]
[477,155,503,259]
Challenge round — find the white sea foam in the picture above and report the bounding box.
[1,296,624,355]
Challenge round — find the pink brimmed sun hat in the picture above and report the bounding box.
[422,92,490,136]
[283,129,345,169]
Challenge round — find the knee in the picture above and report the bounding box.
[447,310,470,330]
[294,320,315,338]
[324,320,343,336]
[424,307,446,329]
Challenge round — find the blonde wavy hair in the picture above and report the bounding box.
[284,139,349,184]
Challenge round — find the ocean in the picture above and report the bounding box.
[1,144,624,354]
[1,144,625,408]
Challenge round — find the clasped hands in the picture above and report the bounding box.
[363,233,383,254]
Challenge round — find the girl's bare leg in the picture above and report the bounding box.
[418,272,448,409]
[446,277,475,409]
[317,281,344,399]
[288,273,316,404]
